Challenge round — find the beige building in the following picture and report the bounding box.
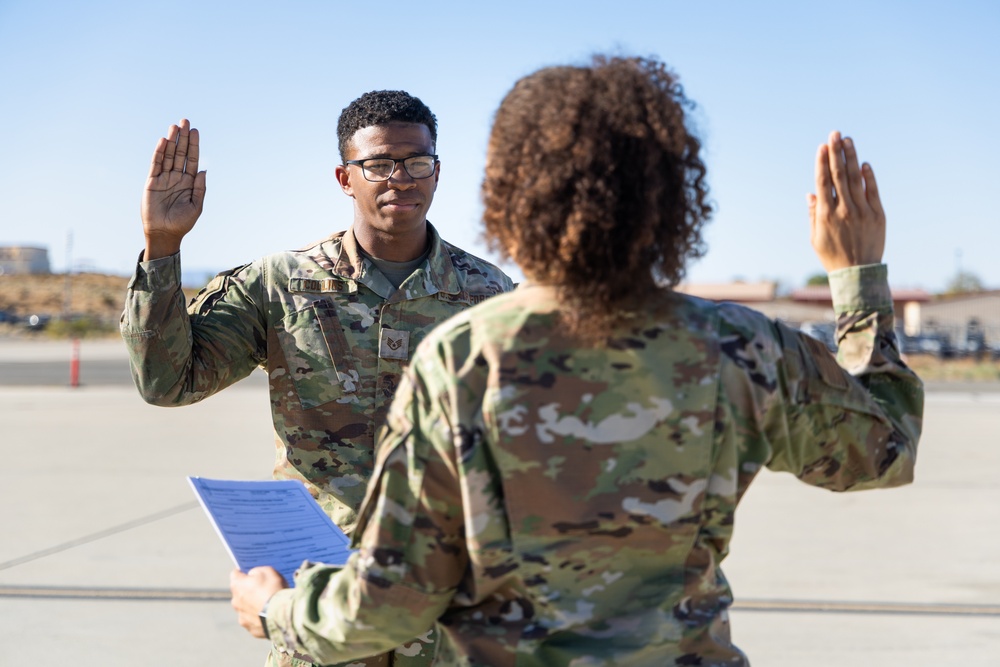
[678,280,934,334]
[673,281,830,322]
[919,291,1000,348]
[677,279,1000,353]
[0,246,50,275]
[787,286,932,335]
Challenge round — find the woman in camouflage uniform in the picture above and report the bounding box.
[232,55,922,666]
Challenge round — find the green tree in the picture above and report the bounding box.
[805,273,829,286]
[944,270,984,295]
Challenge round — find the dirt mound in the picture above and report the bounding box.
[0,272,198,326]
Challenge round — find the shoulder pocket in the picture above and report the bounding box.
[191,264,253,316]
[780,323,887,420]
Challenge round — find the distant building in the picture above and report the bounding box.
[677,280,933,333]
[920,291,1000,347]
[679,279,1000,353]
[676,280,833,324]
[0,246,51,275]
[675,281,777,303]
[789,285,931,335]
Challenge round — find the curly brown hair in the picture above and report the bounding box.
[482,55,712,340]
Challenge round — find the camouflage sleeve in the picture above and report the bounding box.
[264,360,465,663]
[722,264,923,493]
[120,252,267,405]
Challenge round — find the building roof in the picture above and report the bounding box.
[930,289,1000,304]
[790,286,932,303]
[675,281,777,302]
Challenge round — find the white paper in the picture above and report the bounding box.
[188,476,356,586]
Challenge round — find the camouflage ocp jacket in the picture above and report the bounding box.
[120,223,514,533]
[263,264,923,667]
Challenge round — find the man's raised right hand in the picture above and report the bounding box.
[141,119,206,261]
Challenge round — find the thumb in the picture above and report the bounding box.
[193,171,207,209]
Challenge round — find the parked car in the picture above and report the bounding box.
[24,314,52,331]
[897,331,954,359]
[951,319,988,359]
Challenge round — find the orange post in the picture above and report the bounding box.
[70,338,80,388]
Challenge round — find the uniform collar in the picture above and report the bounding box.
[332,221,462,300]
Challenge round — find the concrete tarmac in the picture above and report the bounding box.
[1,339,998,665]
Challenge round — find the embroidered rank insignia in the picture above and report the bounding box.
[379,328,410,360]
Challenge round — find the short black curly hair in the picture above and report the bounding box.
[482,55,712,341]
[337,90,438,162]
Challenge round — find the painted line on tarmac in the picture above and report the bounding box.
[732,599,1000,617]
[1,587,998,618]
[0,501,199,572]
[0,585,229,601]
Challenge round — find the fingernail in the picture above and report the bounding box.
[844,137,853,148]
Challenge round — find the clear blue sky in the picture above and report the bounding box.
[1,0,997,292]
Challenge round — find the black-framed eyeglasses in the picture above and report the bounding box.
[344,154,439,182]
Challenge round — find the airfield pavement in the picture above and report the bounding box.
[0,338,998,666]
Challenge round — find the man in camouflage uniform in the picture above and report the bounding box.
[230,57,923,666]
[121,91,513,666]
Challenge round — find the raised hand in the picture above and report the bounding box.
[808,131,886,272]
[141,119,207,260]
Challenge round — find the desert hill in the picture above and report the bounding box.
[0,272,200,332]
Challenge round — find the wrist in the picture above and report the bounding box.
[143,232,183,262]
[259,594,273,640]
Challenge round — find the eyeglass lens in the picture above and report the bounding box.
[363,156,436,180]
